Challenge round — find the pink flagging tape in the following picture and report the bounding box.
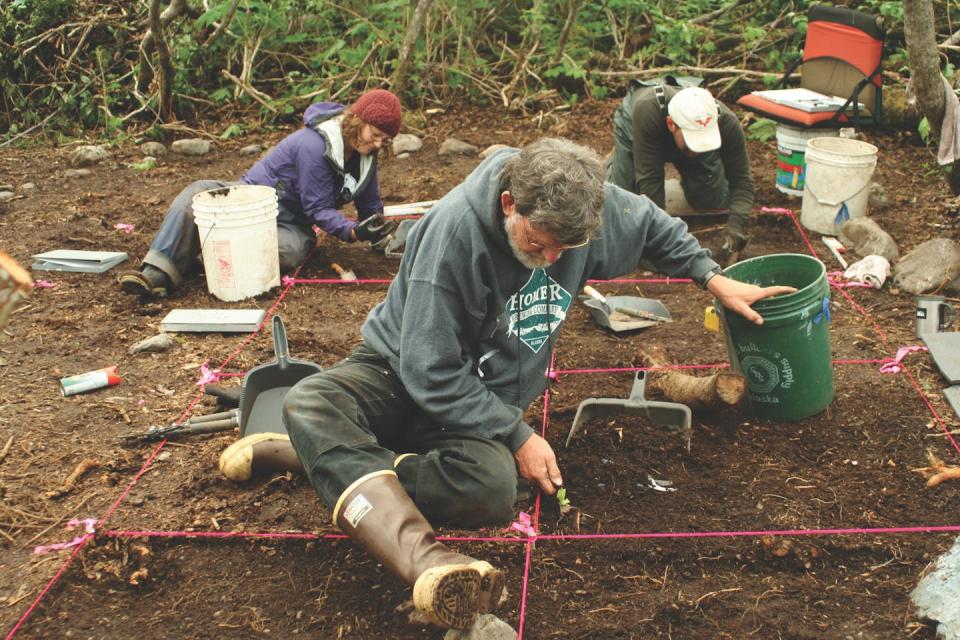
[194,362,245,386]
[878,345,928,374]
[506,512,537,536]
[33,519,97,555]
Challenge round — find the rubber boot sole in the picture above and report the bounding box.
[118,271,168,298]
[471,561,505,614]
[412,564,482,629]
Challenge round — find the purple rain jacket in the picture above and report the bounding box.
[242,102,383,241]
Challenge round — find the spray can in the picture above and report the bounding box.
[60,366,121,397]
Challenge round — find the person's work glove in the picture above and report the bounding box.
[353,214,398,244]
[721,214,749,256]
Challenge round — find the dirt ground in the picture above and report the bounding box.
[1,98,959,639]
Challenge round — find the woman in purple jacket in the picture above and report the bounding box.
[119,89,402,298]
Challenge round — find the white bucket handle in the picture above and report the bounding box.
[804,176,871,207]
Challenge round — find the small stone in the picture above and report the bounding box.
[21,182,36,192]
[439,138,479,156]
[0,191,14,203]
[444,614,517,640]
[64,168,92,179]
[238,144,263,156]
[0,184,13,191]
[171,138,212,156]
[392,133,423,155]
[396,153,410,160]
[139,141,167,156]
[68,145,110,167]
[129,333,175,354]
[157,452,172,461]
[911,536,960,640]
[480,144,510,159]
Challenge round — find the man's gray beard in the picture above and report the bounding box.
[504,215,552,270]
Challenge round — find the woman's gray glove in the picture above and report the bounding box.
[354,214,398,244]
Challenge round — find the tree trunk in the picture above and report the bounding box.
[149,0,176,122]
[137,0,191,96]
[392,0,436,98]
[904,0,946,138]
[550,0,583,66]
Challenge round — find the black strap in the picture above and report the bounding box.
[654,85,667,117]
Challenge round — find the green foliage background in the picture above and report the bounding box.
[0,0,949,139]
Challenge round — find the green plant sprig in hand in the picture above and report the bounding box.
[556,486,573,515]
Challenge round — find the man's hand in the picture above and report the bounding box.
[514,433,563,496]
[707,274,797,326]
[353,214,398,244]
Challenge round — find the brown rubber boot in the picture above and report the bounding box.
[218,433,303,481]
[333,471,505,629]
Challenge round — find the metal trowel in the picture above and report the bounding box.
[583,286,671,324]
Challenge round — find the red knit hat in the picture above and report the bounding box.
[348,89,402,138]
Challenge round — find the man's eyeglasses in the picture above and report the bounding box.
[520,216,589,252]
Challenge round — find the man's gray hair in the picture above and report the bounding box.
[499,137,604,245]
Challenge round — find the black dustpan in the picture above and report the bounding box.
[239,315,323,436]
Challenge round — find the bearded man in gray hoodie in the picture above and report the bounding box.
[219,138,793,630]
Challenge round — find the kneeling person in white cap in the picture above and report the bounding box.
[607,84,754,257]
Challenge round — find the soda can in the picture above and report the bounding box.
[60,366,122,397]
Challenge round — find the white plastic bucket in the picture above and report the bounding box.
[800,137,878,235]
[192,185,280,302]
[775,125,839,197]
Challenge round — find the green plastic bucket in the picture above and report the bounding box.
[717,253,834,421]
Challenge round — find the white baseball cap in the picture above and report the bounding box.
[667,87,721,153]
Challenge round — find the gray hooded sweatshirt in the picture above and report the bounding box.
[361,148,719,453]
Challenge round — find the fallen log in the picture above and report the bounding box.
[641,347,747,411]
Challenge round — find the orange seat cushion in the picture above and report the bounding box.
[736,93,870,127]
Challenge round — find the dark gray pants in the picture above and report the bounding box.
[144,180,317,287]
[283,345,518,527]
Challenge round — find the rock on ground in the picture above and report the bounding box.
[129,333,175,354]
[140,141,167,156]
[68,145,110,167]
[171,138,212,156]
[392,133,423,155]
[444,614,517,640]
[239,144,264,156]
[893,238,960,295]
[911,536,960,640]
[838,218,899,262]
[439,138,479,156]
